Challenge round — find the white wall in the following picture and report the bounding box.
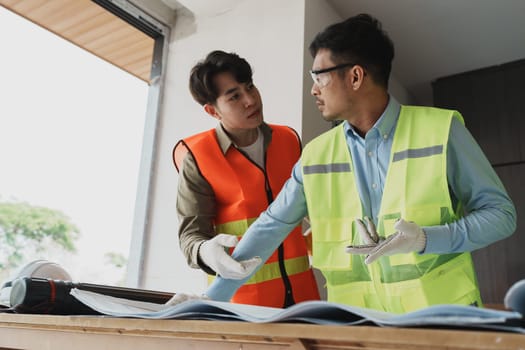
[301,0,413,145]
[142,0,306,293]
[138,0,412,294]
[301,0,343,144]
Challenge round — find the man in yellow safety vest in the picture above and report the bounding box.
[168,14,516,313]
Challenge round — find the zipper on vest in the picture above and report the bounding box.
[239,147,296,307]
[261,153,295,308]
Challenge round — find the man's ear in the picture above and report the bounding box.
[204,104,220,120]
[349,65,366,90]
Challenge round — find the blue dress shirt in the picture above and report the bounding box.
[206,97,516,302]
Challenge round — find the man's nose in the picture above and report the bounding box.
[311,82,320,96]
[243,92,256,107]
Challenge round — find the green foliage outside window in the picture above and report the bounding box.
[0,200,80,272]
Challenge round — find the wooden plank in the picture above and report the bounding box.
[0,314,523,350]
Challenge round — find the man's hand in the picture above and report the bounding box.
[355,216,380,245]
[199,234,262,279]
[165,293,209,306]
[346,218,427,264]
[344,217,382,255]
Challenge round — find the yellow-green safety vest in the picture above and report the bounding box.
[302,105,482,313]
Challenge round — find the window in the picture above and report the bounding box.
[0,1,168,287]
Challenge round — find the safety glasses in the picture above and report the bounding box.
[309,63,356,88]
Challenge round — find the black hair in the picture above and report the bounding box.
[189,50,253,105]
[309,13,394,88]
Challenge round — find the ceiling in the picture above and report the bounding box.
[327,0,525,104]
[4,0,524,100]
[0,0,155,83]
[165,0,525,105]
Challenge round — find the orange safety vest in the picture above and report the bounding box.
[173,124,319,307]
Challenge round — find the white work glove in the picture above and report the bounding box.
[343,216,383,256]
[199,233,262,279]
[346,218,427,264]
[165,293,210,306]
[355,216,380,245]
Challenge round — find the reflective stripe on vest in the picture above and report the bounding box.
[302,106,481,313]
[215,217,313,285]
[175,125,319,306]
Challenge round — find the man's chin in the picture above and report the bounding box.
[321,113,337,122]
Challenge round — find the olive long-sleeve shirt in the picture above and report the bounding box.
[175,122,275,274]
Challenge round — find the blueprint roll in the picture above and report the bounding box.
[504,279,525,314]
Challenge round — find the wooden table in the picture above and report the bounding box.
[0,313,523,350]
